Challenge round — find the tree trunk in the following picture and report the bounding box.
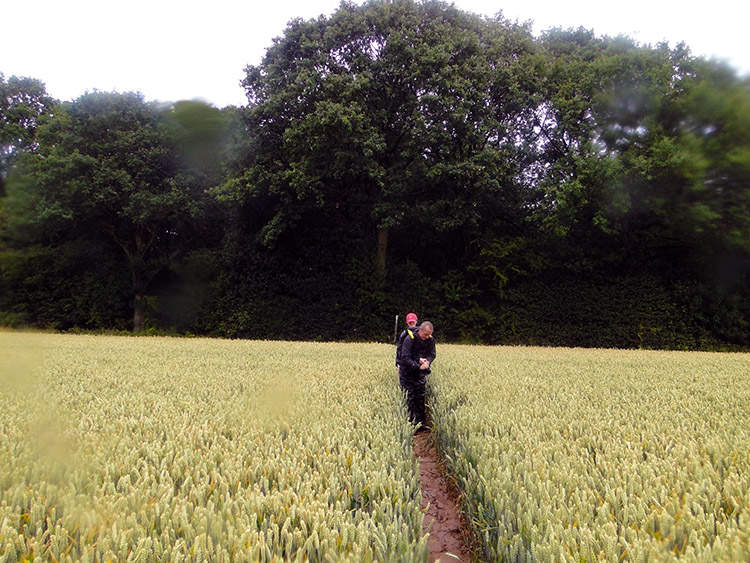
[133,292,146,332]
[377,227,388,278]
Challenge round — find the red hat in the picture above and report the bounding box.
[406,312,418,323]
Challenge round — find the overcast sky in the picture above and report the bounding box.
[3,0,748,108]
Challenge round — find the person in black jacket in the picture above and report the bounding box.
[399,321,436,431]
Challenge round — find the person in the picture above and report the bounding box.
[395,312,419,370]
[405,312,419,329]
[399,321,436,432]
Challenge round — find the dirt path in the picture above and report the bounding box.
[413,431,476,562]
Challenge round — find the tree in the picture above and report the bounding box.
[663,59,750,259]
[228,0,536,277]
[0,73,56,196]
[5,92,222,330]
[528,30,712,270]
[566,40,750,275]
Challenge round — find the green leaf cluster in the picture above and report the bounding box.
[3,1,750,348]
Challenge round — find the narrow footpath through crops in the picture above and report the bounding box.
[413,426,477,563]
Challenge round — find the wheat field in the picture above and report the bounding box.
[0,332,425,562]
[430,345,750,561]
[1,332,749,562]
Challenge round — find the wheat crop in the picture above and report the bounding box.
[429,345,750,561]
[0,332,427,562]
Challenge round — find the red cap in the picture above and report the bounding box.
[406,312,418,323]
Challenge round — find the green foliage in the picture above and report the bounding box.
[0,73,57,196]
[3,92,224,330]
[167,99,233,183]
[231,0,535,269]
[497,273,702,349]
[3,3,750,349]
[0,243,130,330]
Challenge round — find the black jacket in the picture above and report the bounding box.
[400,330,436,377]
[395,325,420,366]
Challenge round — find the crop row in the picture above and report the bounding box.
[0,333,427,562]
[429,345,750,561]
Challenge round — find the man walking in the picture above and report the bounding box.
[399,321,436,431]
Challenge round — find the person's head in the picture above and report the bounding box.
[417,321,433,340]
[406,312,418,327]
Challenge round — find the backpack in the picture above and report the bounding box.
[395,328,415,366]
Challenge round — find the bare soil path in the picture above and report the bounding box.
[413,431,477,562]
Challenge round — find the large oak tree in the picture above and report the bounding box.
[229,0,536,277]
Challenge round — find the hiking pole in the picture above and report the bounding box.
[394,315,399,343]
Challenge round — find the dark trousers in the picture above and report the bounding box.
[399,368,426,426]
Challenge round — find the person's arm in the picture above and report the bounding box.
[419,339,436,370]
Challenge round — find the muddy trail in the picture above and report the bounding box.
[413,429,478,562]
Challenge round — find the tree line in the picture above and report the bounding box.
[2,0,750,349]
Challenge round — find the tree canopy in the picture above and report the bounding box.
[231,0,537,277]
[4,92,229,330]
[0,73,56,196]
[3,0,750,348]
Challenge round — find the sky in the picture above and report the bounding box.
[3,0,748,108]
